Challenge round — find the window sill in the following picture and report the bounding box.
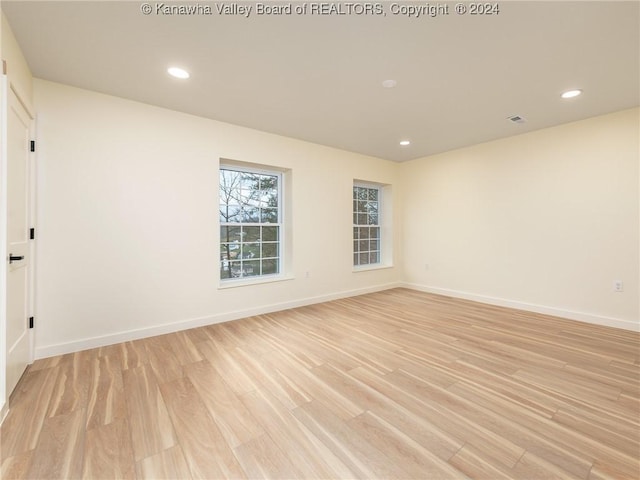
[353,264,394,273]
[218,274,294,290]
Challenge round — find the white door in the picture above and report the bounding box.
[5,88,32,397]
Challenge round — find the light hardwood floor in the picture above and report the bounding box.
[1,288,639,479]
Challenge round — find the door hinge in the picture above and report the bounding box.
[30,140,35,152]
[30,228,35,240]
[29,317,34,329]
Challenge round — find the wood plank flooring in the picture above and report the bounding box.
[1,288,639,479]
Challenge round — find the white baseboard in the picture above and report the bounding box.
[34,282,402,359]
[402,283,639,332]
[33,280,638,359]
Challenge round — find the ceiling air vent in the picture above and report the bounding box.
[507,115,526,124]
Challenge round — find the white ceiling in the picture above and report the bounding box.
[3,0,639,161]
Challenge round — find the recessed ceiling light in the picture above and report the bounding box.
[399,140,410,146]
[561,89,582,99]
[168,67,190,79]
[382,80,397,88]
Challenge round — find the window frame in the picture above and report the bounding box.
[219,163,284,285]
[353,182,382,268]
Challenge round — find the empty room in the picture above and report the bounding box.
[0,1,638,479]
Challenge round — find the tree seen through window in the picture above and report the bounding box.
[220,168,280,279]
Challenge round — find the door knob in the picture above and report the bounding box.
[9,254,24,264]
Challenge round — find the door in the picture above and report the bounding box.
[5,87,32,397]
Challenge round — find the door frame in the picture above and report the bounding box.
[0,73,36,421]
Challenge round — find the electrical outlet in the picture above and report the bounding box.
[613,280,623,292]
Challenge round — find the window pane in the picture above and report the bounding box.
[242,260,260,277]
[241,207,260,223]
[358,227,370,240]
[359,240,369,252]
[221,243,240,260]
[242,189,261,208]
[357,200,367,213]
[243,226,261,242]
[243,243,260,259]
[262,226,279,241]
[220,169,242,190]
[261,190,278,208]
[370,239,379,251]
[241,173,260,193]
[353,253,359,265]
[220,226,242,243]
[368,189,378,201]
[220,204,241,223]
[370,252,379,264]
[353,227,359,240]
[357,213,367,225]
[359,253,369,265]
[220,260,233,279]
[368,213,378,225]
[370,227,379,239]
[260,177,278,202]
[228,261,242,278]
[260,174,278,190]
[219,189,240,205]
[262,242,278,258]
[261,207,278,223]
[262,258,279,275]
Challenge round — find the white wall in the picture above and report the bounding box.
[400,108,640,330]
[33,79,402,358]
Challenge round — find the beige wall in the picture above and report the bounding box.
[31,79,640,357]
[33,79,402,357]
[400,108,639,330]
[1,14,32,111]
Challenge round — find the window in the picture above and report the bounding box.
[220,166,281,280]
[353,184,381,266]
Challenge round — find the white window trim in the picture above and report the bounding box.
[217,273,294,290]
[353,263,394,273]
[219,163,285,286]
